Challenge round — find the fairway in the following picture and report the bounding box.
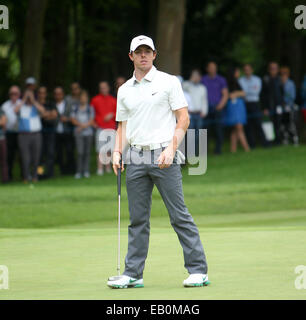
[1,146,306,299]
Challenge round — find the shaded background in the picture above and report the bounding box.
[0,0,306,99]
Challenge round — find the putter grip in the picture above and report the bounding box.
[117,159,122,196]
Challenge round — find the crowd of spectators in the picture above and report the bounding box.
[0,61,305,184]
[182,61,303,155]
[0,77,120,183]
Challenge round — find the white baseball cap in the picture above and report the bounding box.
[25,77,36,85]
[130,35,155,53]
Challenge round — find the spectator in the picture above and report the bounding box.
[66,82,81,110]
[0,108,9,183]
[279,66,299,145]
[71,90,95,179]
[1,86,21,181]
[224,67,250,153]
[261,62,284,144]
[54,86,75,175]
[201,61,229,154]
[14,90,45,183]
[114,76,126,96]
[183,69,208,156]
[239,63,268,148]
[38,86,58,178]
[91,81,116,175]
[25,77,37,92]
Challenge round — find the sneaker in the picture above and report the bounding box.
[84,172,90,178]
[183,273,210,287]
[74,173,82,179]
[97,169,104,176]
[107,275,144,289]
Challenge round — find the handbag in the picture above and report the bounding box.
[262,121,275,141]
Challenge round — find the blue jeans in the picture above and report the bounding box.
[203,106,223,154]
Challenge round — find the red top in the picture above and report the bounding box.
[90,94,117,130]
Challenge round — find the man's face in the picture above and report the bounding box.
[116,77,126,89]
[129,45,156,72]
[54,88,64,102]
[9,86,20,102]
[244,65,253,77]
[99,82,110,96]
[71,83,81,96]
[207,62,217,76]
[190,71,201,84]
[26,84,36,91]
[268,63,279,77]
[38,87,47,100]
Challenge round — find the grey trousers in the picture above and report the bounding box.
[75,135,92,174]
[18,132,42,181]
[123,147,207,279]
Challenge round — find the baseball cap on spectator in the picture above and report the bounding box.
[25,77,36,85]
[130,35,155,53]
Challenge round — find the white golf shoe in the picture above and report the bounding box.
[183,273,210,287]
[107,275,144,289]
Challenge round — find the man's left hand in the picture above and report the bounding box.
[157,146,175,169]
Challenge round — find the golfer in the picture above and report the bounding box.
[107,35,209,288]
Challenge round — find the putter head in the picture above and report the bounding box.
[108,275,123,281]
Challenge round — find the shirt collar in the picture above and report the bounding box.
[132,65,157,85]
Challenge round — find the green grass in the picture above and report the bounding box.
[1,145,306,299]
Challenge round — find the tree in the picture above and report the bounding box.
[155,0,186,75]
[20,0,48,84]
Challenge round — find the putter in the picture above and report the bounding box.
[117,158,122,276]
[108,158,122,282]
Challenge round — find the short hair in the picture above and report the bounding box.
[9,85,20,93]
[206,61,217,67]
[54,86,64,93]
[269,61,279,67]
[71,81,81,87]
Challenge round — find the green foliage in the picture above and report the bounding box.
[1,0,306,99]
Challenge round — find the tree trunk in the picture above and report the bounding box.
[41,0,70,90]
[155,0,186,75]
[20,0,48,85]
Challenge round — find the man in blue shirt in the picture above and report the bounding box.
[201,61,228,154]
[239,63,268,148]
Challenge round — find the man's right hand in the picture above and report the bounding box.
[112,151,124,176]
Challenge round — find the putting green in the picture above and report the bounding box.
[1,146,306,299]
[1,211,305,300]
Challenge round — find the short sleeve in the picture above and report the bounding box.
[220,76,228,89]
[115,87,129,121]
[169,76,188,111]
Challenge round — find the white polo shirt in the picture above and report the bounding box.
[116,66,187,145]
